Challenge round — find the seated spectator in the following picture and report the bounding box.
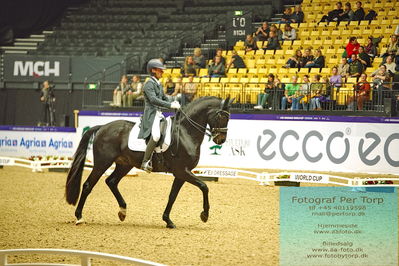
[263,31,281,50]
[193,47,206,68]
[304,49,325,68]
[281,75,301,110]
[310,75,324,110]
[208,55,226,77]
[281,7,293,23]
[226,50,246,71]
[244,34,258,52]
[345,37,360,58]
[348,54,364,78]
[285,49,303,68]
[282,24,297,41]
[381,35,398,63]
[215,48,226,65]
[338,2,354,22]
[269,24,283,41]
[291,5,304,23]
[164,77,176,96]
[124,75,143,107]
[181,76,197,104]
[395,24,399,37]
[300,48,314,68]
[183,56,197,77]
[255,22,270,42]
[353,1,365,21]
[320,2,344,23]
[337,57,350,79]
[254,73,279,110]
[358,46,371,68]
[371,65,391,90]
[347,73,370,110]
[329,66,343,92]
[113,75,128,107]
[364,36,378,58]
[383,55,396,75]
[299,75,311,110]
[171,77,183,97]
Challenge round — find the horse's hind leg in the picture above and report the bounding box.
[105,164,132,221]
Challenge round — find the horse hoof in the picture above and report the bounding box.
[200,211,208,223]
[118,208,127,221]
[166,223,176,229]
[76,218,85,225]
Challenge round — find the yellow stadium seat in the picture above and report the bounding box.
[228,68,237,74]
[288,68,298,75]
[265,50,274,56]
[220,77,229,83]
[182,77,190,83]
[246,50,255,56]
[299,68,309,75]
[256,58,266,67]
[202,83,223,98]
[246,59,256,68]
[237,50,245,56]
[198,68,208,77]
[266,57,276,65]
[258,67,268,75]
[310,68,320,74]
[248,68,258,75]
[244,84,262,104]
[278,67,289,75]
[255,49,265,56]
[249,77,260,83]
[269,67,278,74]
[235,41,245,47]
[229,76,240,83]
[320,68,331,75]
[276,57,286,65]
[256,41,264,48]
[193,77,200,83]
[331,28,340,36]
[200,77,210,83]
[238,68,248,75]
[225,84,242,103]
[163,68,172,75]
[210,77,220,83]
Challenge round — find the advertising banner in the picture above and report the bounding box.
[4,54,70,82]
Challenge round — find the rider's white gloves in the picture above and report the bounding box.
[170,101,181,109]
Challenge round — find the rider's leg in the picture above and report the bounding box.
[141,136,157,173]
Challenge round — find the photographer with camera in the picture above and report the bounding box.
[39,80,56,126]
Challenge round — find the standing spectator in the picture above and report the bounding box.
[183,56,197,77]
[255,22,270,42]
[300,48,314,68]
[285,49,303,68]
[244,34,258,52]
[347,73,370,110]
[291,5,304,24]
[353,1,365,21]
[208,55,225,77]
[181,76,197,104]
[338,2,354,22]
[281,75,300,110]
[254,73,279,110]
[337,57,350,79]
[348,54,364,78]
[226,50,246,71]
[383,55,396,75]
[320,2,344,23]
[215,48,226,65]
[358,46,371,68]
[345,37,360,58]
[113,75,128,107]
[164,77,176,96]
[364,36,378,58]
[39,80,55,126]
[299,75,311,110]
[263,31,281,50]
[310,75,324,110]
[280,7,293,23]
[282,24,297,41]
[304,49,325,68]
[381,35,398,63]
[193,47,206,68]
[124,75,143,107]
[329,66,343,92]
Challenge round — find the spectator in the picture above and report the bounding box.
[254,73,279,110]
[383,55,396,75]
[382,35,398,63]
[113,74,128,107]
[124,75,143,107]
[338,2,354,22]
[208,55,226,77]
[281,7,293,23]
[347,73,370,110]
[183,56,197,77]
[353,1,365,21]
[164,77,176,96]
[255,22,270,42]
[371,65,391,91]
[215,48,226,65]
[193,47,206,68]
[226,50,246,71]
[171,77,183,97]
[345,37,360,58]
[299,75,311,110]
[364,36,378,58]
[300,48,314,68]
[358,46,371,68]
[329,66,343,92]
[304,49,325,68]
[285,49,303,68]
[39,80,55,126]
[181,76,197,104]
[348,54,364,78]
[337,57,350,79]
[282,24,297,41]
[244,34,258,52]
[263,31,281,50]
[310,75,324,110]
[320,2,344,23]
[291,5,304,23]
[281,75,300,110]
[270,24,283,41]
[395,24,399,37]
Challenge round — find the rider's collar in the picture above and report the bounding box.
[150,76,161,86]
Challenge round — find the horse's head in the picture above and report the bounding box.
[207,97,234,145]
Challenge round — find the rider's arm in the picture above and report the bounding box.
[144,82,172,109]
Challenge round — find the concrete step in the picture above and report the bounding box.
[0,46,37,50]
[4,50,28,54]
[14,42,38,46]
[31,34,45,38]
[14,38,45,42]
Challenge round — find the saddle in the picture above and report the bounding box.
[128,112,172,153]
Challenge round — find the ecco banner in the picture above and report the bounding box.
[4,54,70,82]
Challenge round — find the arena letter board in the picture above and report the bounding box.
[226,10,252,48]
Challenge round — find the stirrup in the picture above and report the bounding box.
[141,160,153,173]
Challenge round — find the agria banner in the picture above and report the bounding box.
[0,126,77,157]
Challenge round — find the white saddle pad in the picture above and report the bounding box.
[128,116,173,153]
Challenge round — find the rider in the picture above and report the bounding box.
[139,58,181,173]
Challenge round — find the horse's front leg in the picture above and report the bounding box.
[163,177,185,228]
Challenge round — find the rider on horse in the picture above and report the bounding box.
[139,58,181,173]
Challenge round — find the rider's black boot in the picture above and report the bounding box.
[141,137,157,173]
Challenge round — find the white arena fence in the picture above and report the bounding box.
[1,156,398,187]
[0,248,164,266]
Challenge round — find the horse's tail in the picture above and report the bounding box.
[65,125,102,205]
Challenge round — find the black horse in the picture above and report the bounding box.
[66,96,233,228]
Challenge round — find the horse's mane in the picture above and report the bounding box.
[181,96,221,114]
